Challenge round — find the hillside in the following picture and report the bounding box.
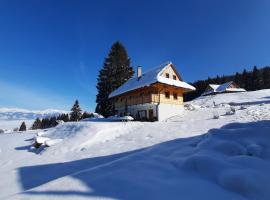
[1,90,270,200]
[0,108,67,130]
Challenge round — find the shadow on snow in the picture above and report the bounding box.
[17,120,270,199]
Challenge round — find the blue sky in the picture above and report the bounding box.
[0,0,270,111]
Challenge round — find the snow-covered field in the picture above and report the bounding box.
[1,90,270,200]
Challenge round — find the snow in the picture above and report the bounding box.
[109,61,195,98]
[1,89,270,199]
[202,81,246,96]
[0,107,68,130]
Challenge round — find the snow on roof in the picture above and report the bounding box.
[216,81,246,93]
[209,84,220,90]
[202,81,246,96]
[109,61,196,98]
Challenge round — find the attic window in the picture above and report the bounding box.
[165,73,170,78]
[173,75,177,80]
[173,93,178,100]
[165,91,170,99]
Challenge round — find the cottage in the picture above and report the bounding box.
[201,81,246,96]
[109,61,196,121]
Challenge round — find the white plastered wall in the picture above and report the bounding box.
[157,103,184,121]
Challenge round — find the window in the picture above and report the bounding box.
[165,91,170,99]
[173,93,178,100]
[165,73,169,78]
[173,75,177,80]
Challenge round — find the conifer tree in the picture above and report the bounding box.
[70,100,82,121]
[81,111,92,120]
[96,41,134,117]
[32,118,41,130]
[252,66,262,90]
[19,122,27,131]
[234,72,241,86]
[262,67,270,89]
[57,114,69,122]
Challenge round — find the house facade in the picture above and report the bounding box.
[109,62,196,121]
[201,81,246,96]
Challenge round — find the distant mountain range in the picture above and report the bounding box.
[0,108,68,120]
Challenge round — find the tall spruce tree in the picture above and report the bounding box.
[252,66,260,90]
[262,67,270,89]
[96,41,134,117]
[32,118,41,130]
[70,100,82,121]
[19,122,27,131]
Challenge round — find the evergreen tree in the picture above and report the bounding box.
[70,100,82,121]
[31,118,41,130]
[262,67,270,89]
[57,114,69,122]
[234,72,241,86]
[96,41,134,117]
[81,111,92,120]
[19,122,27,131]
[252,66,261,90]
[242,69,250,90]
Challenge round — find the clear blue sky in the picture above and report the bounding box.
[0,0,270,111]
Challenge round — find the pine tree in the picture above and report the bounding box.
[96,41,134,117]
[81,111,92,120]
[70,100,82,121]
[262,67,270,89]
[234,72,241,86]
[57,114,69,122]
[32,118,41,130]
[19,122,27,131]
[252,66,261,90]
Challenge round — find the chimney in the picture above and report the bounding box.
[137,66,142,79]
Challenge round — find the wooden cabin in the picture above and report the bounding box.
[109,61,196,121]
[201,81,246,96]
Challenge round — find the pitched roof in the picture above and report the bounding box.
[202,81,246,96]
[209,84,220,90]
[216,81,246,93]
[109,61,196,98]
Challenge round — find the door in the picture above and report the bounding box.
[149,109,154,121]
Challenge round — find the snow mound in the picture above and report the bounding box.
[37,122,142,154]
[16,120,270,200]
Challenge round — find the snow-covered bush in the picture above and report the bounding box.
[239,105,247,110]
[184,104,199,111]
[56,120,65,125]
[213,111,220,119]
[226,107,236,115]
[81,113,104,121]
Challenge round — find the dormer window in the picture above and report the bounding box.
[165,73,169,78]
[173,75,177,80]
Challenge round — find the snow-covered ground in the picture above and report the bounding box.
[1,90,270,200]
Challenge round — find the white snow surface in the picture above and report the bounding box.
[1,89,270,200]
[109,61,195,98]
